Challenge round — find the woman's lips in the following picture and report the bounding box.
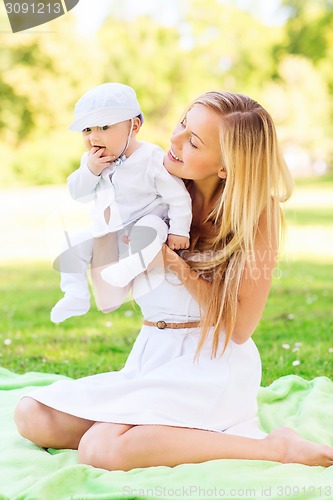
[167,149,183,162]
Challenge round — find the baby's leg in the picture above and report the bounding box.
[128,215,168,253]
[51,230,93,323]
[101,215,168,287]
[91,232,132,313]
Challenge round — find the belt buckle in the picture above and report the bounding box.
[156,320,167,329]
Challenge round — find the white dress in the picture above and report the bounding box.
[27,271,266,439]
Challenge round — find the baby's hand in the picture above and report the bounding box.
[167,234,190,251]
[87,147,115,176]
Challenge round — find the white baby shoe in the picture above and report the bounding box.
[50,296,90,324]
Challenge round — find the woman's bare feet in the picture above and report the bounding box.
[265,427,333,467]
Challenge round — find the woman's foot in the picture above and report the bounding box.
[265,427,333,467]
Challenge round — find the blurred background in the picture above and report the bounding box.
[1,0,333,183]
[0,0,332,380]
[0,0,332,262]
[1,0,332,263]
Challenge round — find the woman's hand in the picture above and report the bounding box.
[161,245,212,306]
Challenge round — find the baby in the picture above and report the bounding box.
[51,83,192,323]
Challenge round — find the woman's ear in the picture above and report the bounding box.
[218,167,227,179]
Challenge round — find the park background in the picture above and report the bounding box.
[0,0,332,385]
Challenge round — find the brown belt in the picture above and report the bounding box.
[143,319,200,330]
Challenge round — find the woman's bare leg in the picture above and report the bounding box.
[14,397,94,449]
[78,423,333,471]
[78,422,134,467]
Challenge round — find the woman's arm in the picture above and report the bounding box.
[232,209,278,344]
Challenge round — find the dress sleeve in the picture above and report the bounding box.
[67,152,101,203]
[152,150,192,238]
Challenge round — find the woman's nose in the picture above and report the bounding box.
[171,125,184,146]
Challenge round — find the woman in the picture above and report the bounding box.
[15,91,333,470]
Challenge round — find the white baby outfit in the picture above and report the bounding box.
[30,271,266,439]
[69,142,191,239]
[51,142,192,323]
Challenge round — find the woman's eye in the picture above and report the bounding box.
[189,139,198,149]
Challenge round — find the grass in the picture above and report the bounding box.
[255,260,333,385]
[284,207,333,226]
[292,171,333,187]
[0,259,332,387]
[0,264,142,379]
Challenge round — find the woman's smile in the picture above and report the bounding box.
[167,149,183,162]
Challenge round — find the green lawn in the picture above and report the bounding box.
[284,207,333,226]
[255,260,333,385]
[292,171,333,187]
[0,264,142,379]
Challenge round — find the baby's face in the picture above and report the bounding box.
[82,120,131,158]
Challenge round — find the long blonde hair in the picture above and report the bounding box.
[183,91,293,358]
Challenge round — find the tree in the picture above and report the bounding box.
[262,55,332,163]
[2,0,333,185]
[280,0,333,63]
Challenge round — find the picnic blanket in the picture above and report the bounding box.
[0,367,332,500]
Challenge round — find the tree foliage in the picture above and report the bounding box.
[1,0,332,186]
[281,0,333,62]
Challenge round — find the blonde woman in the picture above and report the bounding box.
[15,91,333,469]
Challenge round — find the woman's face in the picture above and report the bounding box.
[164,104,224,181]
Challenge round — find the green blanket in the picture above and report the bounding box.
[0,368,332,500]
